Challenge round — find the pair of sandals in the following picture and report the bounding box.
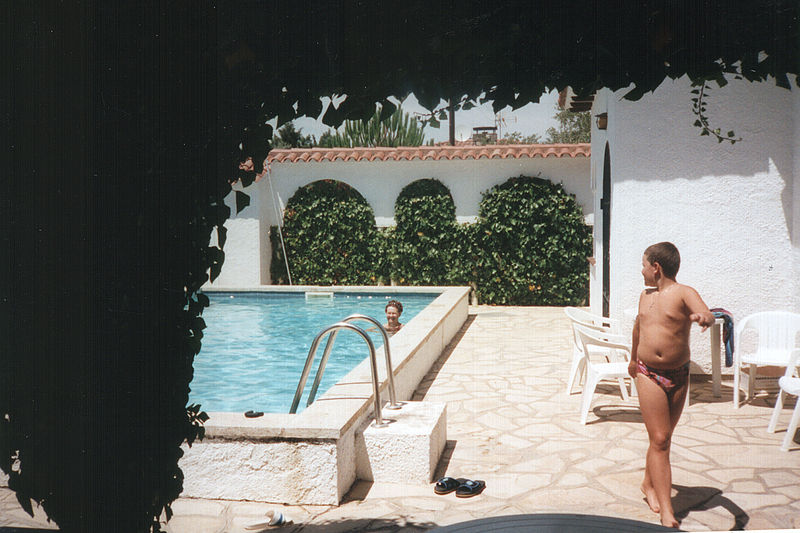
[434,477,486,498]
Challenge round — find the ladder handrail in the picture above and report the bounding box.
[289,322,389,427]
[306,314,399,409]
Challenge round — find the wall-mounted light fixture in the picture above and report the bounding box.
[595,112,608,130]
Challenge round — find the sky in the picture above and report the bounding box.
[289,90,561,145]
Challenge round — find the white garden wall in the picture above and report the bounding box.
[591,77,799,373]
[209,146,591,286]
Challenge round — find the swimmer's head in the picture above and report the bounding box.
[385,300,403,315]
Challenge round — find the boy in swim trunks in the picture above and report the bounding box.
[629,242,715,528]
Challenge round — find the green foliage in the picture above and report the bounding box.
[388,179,462,285]
[545,108,592,143]
[274,176,588,306]
[473,176,592,305]
[690,81,742,144]
[498,131,542,144]
[280,180,382,284]
[316,106,426,147]
[273,122,315,148]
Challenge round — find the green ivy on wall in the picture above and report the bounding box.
[278,180,381,285]
[271,175,591,306]
[389,179,462,285]
[473,176,592,305]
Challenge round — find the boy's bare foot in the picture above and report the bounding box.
[660,511,679,528]
[640,484,660,513]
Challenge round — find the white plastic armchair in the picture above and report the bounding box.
[733,311,800,408]
[573,323,634,425]
[767,349,800,451]
[564,307,623,395]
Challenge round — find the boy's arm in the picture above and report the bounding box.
[629,315,640,378]
[684,286,715,332]
[628,292,644,377]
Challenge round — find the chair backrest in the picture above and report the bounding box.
[573,322,631,369]
[782,349,800,378]
[735,311,800,363]
[564,307,619,332]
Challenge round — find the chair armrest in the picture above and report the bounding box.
[594,331,630,346]
[586,339,632,355]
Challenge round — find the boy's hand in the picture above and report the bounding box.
[690,311,715,332]
[628,358,638,378]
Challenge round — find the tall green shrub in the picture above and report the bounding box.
[390,179,464,285]
[473,176,591,305]
[279,180,381,285]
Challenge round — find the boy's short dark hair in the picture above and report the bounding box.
[385,299,403,314]
[644,242,681,279]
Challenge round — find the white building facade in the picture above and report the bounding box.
[585,77,800,372]
[212,144,591,287]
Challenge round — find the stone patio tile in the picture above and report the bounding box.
[555,472,588,487]
[693,444,798,468]
[481,473,550,498]
[731,480,766,492]
[571,456,617,474]
[505,455,565,474]
[169,498,227,515]
[593,471,645,504]
[723,491,791,508]
[0,501,58,529]
[392,497,449,512]
[497,433,535,449]
[162,515,225,533]
[520,486,615,510]
[474,412,515,431]
[703,467,756,484]
[678,504,738,532]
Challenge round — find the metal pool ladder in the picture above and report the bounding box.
[289,314,401,427]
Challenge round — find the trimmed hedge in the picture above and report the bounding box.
[473,176,591,305]
[277,180,381,285]
[271,175,591,306]
[389,179,462,285]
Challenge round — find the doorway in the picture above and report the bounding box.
[601,142,611,317]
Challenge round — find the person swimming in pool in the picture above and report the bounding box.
[630,242,715,528]
[384,300,403,334]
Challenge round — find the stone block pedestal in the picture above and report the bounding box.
[358,401,446,484]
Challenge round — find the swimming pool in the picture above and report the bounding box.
[180,285,469,505]
[189,291,438,413]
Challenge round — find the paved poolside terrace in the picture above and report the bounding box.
[2,306,799,532]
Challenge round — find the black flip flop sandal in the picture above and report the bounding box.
[455,479,485,498]
[434,477,467,495]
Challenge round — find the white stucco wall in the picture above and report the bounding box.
[207,181,265,288]
[209,153,590,286]
[594,76,798,373]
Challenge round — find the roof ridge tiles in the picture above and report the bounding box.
[266,143,590,163]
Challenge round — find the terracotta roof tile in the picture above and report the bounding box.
[266,144,590,164]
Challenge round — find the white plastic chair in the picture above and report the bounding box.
[564,307,623,395]
[733,311,800,408]
[574,323,635,425]
[767,349,800,451]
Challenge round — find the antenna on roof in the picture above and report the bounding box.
[495,112,517,140]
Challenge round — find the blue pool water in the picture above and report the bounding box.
[188,292,439,413]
